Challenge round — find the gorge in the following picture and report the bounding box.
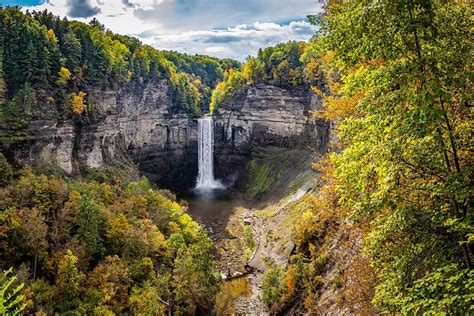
[1,81,329,193]
[1,2,472,315]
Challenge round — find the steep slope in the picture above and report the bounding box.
[2,79,199,190]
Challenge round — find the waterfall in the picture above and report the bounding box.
[196,116,222,190]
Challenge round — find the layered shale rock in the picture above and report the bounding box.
[214,83,330,181]
[1,82,329,191]
[1,80,198,191]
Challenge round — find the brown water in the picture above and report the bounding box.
[183,189,245,238]
[182,189,268,315]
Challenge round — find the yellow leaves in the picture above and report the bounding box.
[70,91,87,115]
[88,255,131,310]
[47,29,58,46]
[106,213,131,242]
[106,39,130,71]
[57,67,71,86]
[210,68,245,114]
[311,86,325,98]
[323,93,363,120]
[304,58,323,84]
[312,85,363,121]
[67,190,81,206]
[140,218,166,253]
[242,58,258,85]
[320,50,337,64]
[178,213,200,240]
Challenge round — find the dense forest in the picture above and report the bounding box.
[0,7,229,315]
[1,0,473,314]
[0,6,239,136]
[257,0,473,314]
[0,158,220,314]
[210,41,311,114]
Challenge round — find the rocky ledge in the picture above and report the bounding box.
[1,80,199,191]
[214,83,330,182]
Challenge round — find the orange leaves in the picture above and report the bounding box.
[88,255,131,312]
[284,265,298,295]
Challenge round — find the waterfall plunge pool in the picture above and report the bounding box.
[185,116,244,235]
[178,116,264,314]
[183,189,245,237]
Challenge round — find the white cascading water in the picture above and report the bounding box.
[195,116,222,190]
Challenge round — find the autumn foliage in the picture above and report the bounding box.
[0,167,220,314]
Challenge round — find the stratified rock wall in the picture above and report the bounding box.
[1,80,199,191]
[1,81,329,191]
[214,83,330,181]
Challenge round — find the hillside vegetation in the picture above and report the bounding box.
[254,0,473,314]
[0,0,473,314]
[210,41,318,114]
[0,157,220,314]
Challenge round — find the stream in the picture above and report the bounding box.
[183,188,267,315]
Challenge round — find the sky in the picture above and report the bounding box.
[2,0,322,61]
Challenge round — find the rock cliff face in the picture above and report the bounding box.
[1,82,329,191]
[214,83,330,182]
[2,80,199,191]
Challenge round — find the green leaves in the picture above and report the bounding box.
[0,268,26,316]
[401,264,474,314]
[308,0,473,313]
[1,8,239,116]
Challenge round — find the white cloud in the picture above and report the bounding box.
[143,21,316,60]
[22,0,321,60]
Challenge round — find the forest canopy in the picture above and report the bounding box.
[0,159,220,314]
[0,1,473,314]
[0,7,239,125]
[258,0,474,314]
[209,41,312,114]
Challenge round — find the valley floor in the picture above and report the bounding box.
[184,147,320,315]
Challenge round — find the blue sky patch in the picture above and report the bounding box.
[2,0,45,6]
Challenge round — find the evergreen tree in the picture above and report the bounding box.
[62,30,82,71]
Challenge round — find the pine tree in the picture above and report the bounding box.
[62,30,82,71]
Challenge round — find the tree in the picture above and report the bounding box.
[70,91,87,115]
[309,0,473,313]
[128,282,166,315]
[62,30,81,71]
[0,9,6,104]
[87,256,131,314]
[75,195,104,256]
[57,67,71,86]
[54,250,83,313]
[0,153,13,187]
[19,208,48,280]
[172,236,220,314]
